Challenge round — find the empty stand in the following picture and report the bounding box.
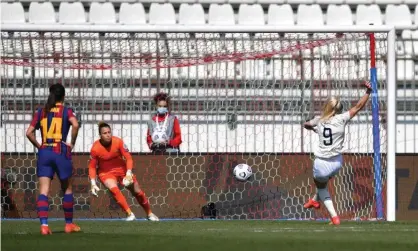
[326,4,353,25]
[238,4,265,25]
[119,3,146,24]
[397,60,416,81]
[59,2,86,24]
[149,3,176,25]
[297,4,324,26]
[208,4,235,25]
[28,2,56,24]
[385,4,412,26]
[89,2,116,24]
[179,3,206,25]
[316,0,344,4]
[267,4,294,25]
[356,5,383,25]
[1,2,25,23]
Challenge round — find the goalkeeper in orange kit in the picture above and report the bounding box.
[89,122,159,221]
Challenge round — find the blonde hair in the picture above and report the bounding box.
[320,96,343,121]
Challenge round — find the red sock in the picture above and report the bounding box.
[135,190,151,215]
[109,187,131,214]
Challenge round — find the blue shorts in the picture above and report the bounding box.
[37,149,73,180]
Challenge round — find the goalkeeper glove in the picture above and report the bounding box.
[90,180,100,197]
[123,170,134,187]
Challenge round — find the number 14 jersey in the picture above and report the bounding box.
[30,103,75,155]
[311,111,351,159]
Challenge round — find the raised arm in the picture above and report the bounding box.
[26,109,41,149]
[119,139,133,171]
[303,116,320,133]
[68,108,80,149]
[348,81,372,119]
[88,148,100,197]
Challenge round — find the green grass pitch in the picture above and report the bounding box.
[2,220,418,251]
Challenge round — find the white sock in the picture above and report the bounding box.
[312,193,319,202]
[318,188,337,217]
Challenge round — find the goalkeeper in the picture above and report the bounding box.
[146,92,182,153]
[89,122,159,221]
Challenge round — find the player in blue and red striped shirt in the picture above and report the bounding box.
[26,83,81,235]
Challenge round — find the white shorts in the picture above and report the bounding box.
[313,154,343,182]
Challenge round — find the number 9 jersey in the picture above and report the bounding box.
[311,111,351,159]
[30,103,75,180]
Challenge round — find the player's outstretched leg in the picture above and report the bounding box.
[109,186,135,221]
[61,178,81,233]
[128,181,159,221]
[304,193,321,209]
[315,179,340,225]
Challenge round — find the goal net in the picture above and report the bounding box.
[1,28,388,221]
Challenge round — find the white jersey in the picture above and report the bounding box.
[310,111,351,159]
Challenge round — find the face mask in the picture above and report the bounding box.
[157,107,168,114]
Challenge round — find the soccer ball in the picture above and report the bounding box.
[152,130,168,144]
[233,164,253,182]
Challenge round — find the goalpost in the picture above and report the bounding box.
[0,24,396,221]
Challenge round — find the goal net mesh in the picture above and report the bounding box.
[1,31,387,220]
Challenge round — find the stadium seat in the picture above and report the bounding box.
[316,0,344,4]
[208,4,235,25]
[238,4,265,25]
[1,2,25,23]
[89,2,116,24]
[59,2,86,24]
[168,0,197,3]
[28,2,56,23]
[271,59,298,80]
[110,0,141,3]
[356,5,383,25]
[267,4,294,26]
[357,60,369,79]
[344,0,372,4]
[207,62,236,80]
[326,5,353,25]
[0,65,31,79]
[229,0,256,4]
[297,4,324,26]
[397,59,415,80]
[415,5,418,25]
[199,0,227,4]
[119,3,146,24]
[179,3,205,25]
[329,59,358,80]
[256,0,285,3]
[402,30,418,56]
[149,3,176,25]
[376,0,403,4]
[287,0,314,4]
[303,60,327,80]
[385,4,412,26]
[239,60,269,80]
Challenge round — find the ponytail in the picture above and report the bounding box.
[44,83,65,113]
[44,93,56,113]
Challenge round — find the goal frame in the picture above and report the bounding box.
[1,24,397,221]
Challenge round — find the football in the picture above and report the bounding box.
[233,164,253,182]
[152,131,168,144]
